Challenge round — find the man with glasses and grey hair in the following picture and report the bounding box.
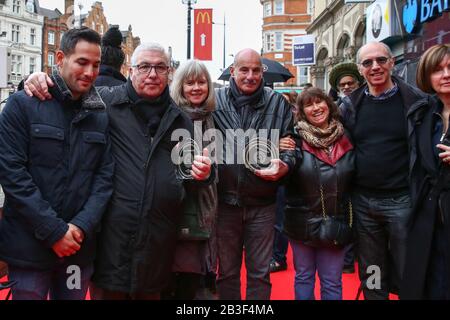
[23,42,212,300]
[340,41,426,299]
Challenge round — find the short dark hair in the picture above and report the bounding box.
[295,87,340,124]
[416,44,450,94]
[60,27,101,56]
[101,46,125,70]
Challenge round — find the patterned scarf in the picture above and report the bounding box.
[296,119,345,150]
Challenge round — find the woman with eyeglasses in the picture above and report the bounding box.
[281,88,355,300]
[162,60,218,300]
[401,44,450,300]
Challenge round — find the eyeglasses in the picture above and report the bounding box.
[359,56,390,68]
[338,80,356,88]
[133,64,169,75]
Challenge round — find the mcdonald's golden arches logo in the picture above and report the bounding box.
[196,11,211,24]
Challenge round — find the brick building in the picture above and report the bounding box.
[78,1,108,36]
[260,0,312,88]
[39,0,73,74]
[120,24,140,77]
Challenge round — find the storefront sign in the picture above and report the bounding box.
[292,35,315,66]
[403,0,450,33]
[366,0,392,42]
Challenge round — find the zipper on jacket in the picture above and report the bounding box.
[438,195,445,225]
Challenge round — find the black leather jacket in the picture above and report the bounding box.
[213,86,297,206]
[284,135,355,242]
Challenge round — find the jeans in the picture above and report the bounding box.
[290,239,345,300]
[216,202,276,300]
[8,262,93,300]
[273,187,288,265]
[354,193,412,300]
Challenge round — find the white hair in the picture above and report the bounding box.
[131,42,170,66]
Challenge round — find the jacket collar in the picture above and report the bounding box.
[99,64,127,82]
[417,98,442,176]
[302,135,353,167]
[225,85,268,110]
[50,66,106,111]
[350,75,427,113]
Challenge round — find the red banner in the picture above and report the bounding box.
[194,9,213,61]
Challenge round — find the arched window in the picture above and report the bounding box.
[337,33,350,58]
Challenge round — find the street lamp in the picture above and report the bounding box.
[182,0,197,59]
[213,14,226,71]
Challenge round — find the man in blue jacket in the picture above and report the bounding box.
[0,27,114,300]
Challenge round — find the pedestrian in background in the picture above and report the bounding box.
[270,90,298,274]
[95,26,127,87]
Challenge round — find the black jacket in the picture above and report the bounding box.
[401,95,450,299]
[284,134,355,244]
[340,75,428,136]
[213,86,297,206]
[0,83,114,270]
[92,84,208,295]
[95,65,127,87]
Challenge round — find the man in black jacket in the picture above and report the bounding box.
[23,42,212,300]
[213,48,296,300]
[340,41,427,299]
[0,27,114,300]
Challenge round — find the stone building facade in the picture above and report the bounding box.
[306,0,369,91]
[260,0,312,88]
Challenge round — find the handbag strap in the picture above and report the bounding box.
[320,186,353,228]
[314,156,353,227]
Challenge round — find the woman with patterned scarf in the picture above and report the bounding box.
[163,60,218,300]
[281,88,355,300]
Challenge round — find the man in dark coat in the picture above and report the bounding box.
[23,43,213,300]
[213,48,296,300]
[0,27,114,300]
[340,41,427,299]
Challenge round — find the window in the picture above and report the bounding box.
[13,0,21,13]
[11,24,20,42]
[265,34,271,52]
[274,0,283,15]
[275,32,283,51]
[48,52,55,67]
[30,28,35,45]
[11,54,22,75]
[29,57,35,73]
[100,25,104,35]
[48,31,55,45]
[264,2,272,17]
[307,0,314,15]
[298,67,309,86]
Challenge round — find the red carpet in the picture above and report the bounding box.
[0,246,398,300]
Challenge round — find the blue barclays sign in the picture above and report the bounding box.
[402,0,450,33]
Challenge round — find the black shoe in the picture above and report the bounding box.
[269,260,287,273]
[342,265,355,274]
